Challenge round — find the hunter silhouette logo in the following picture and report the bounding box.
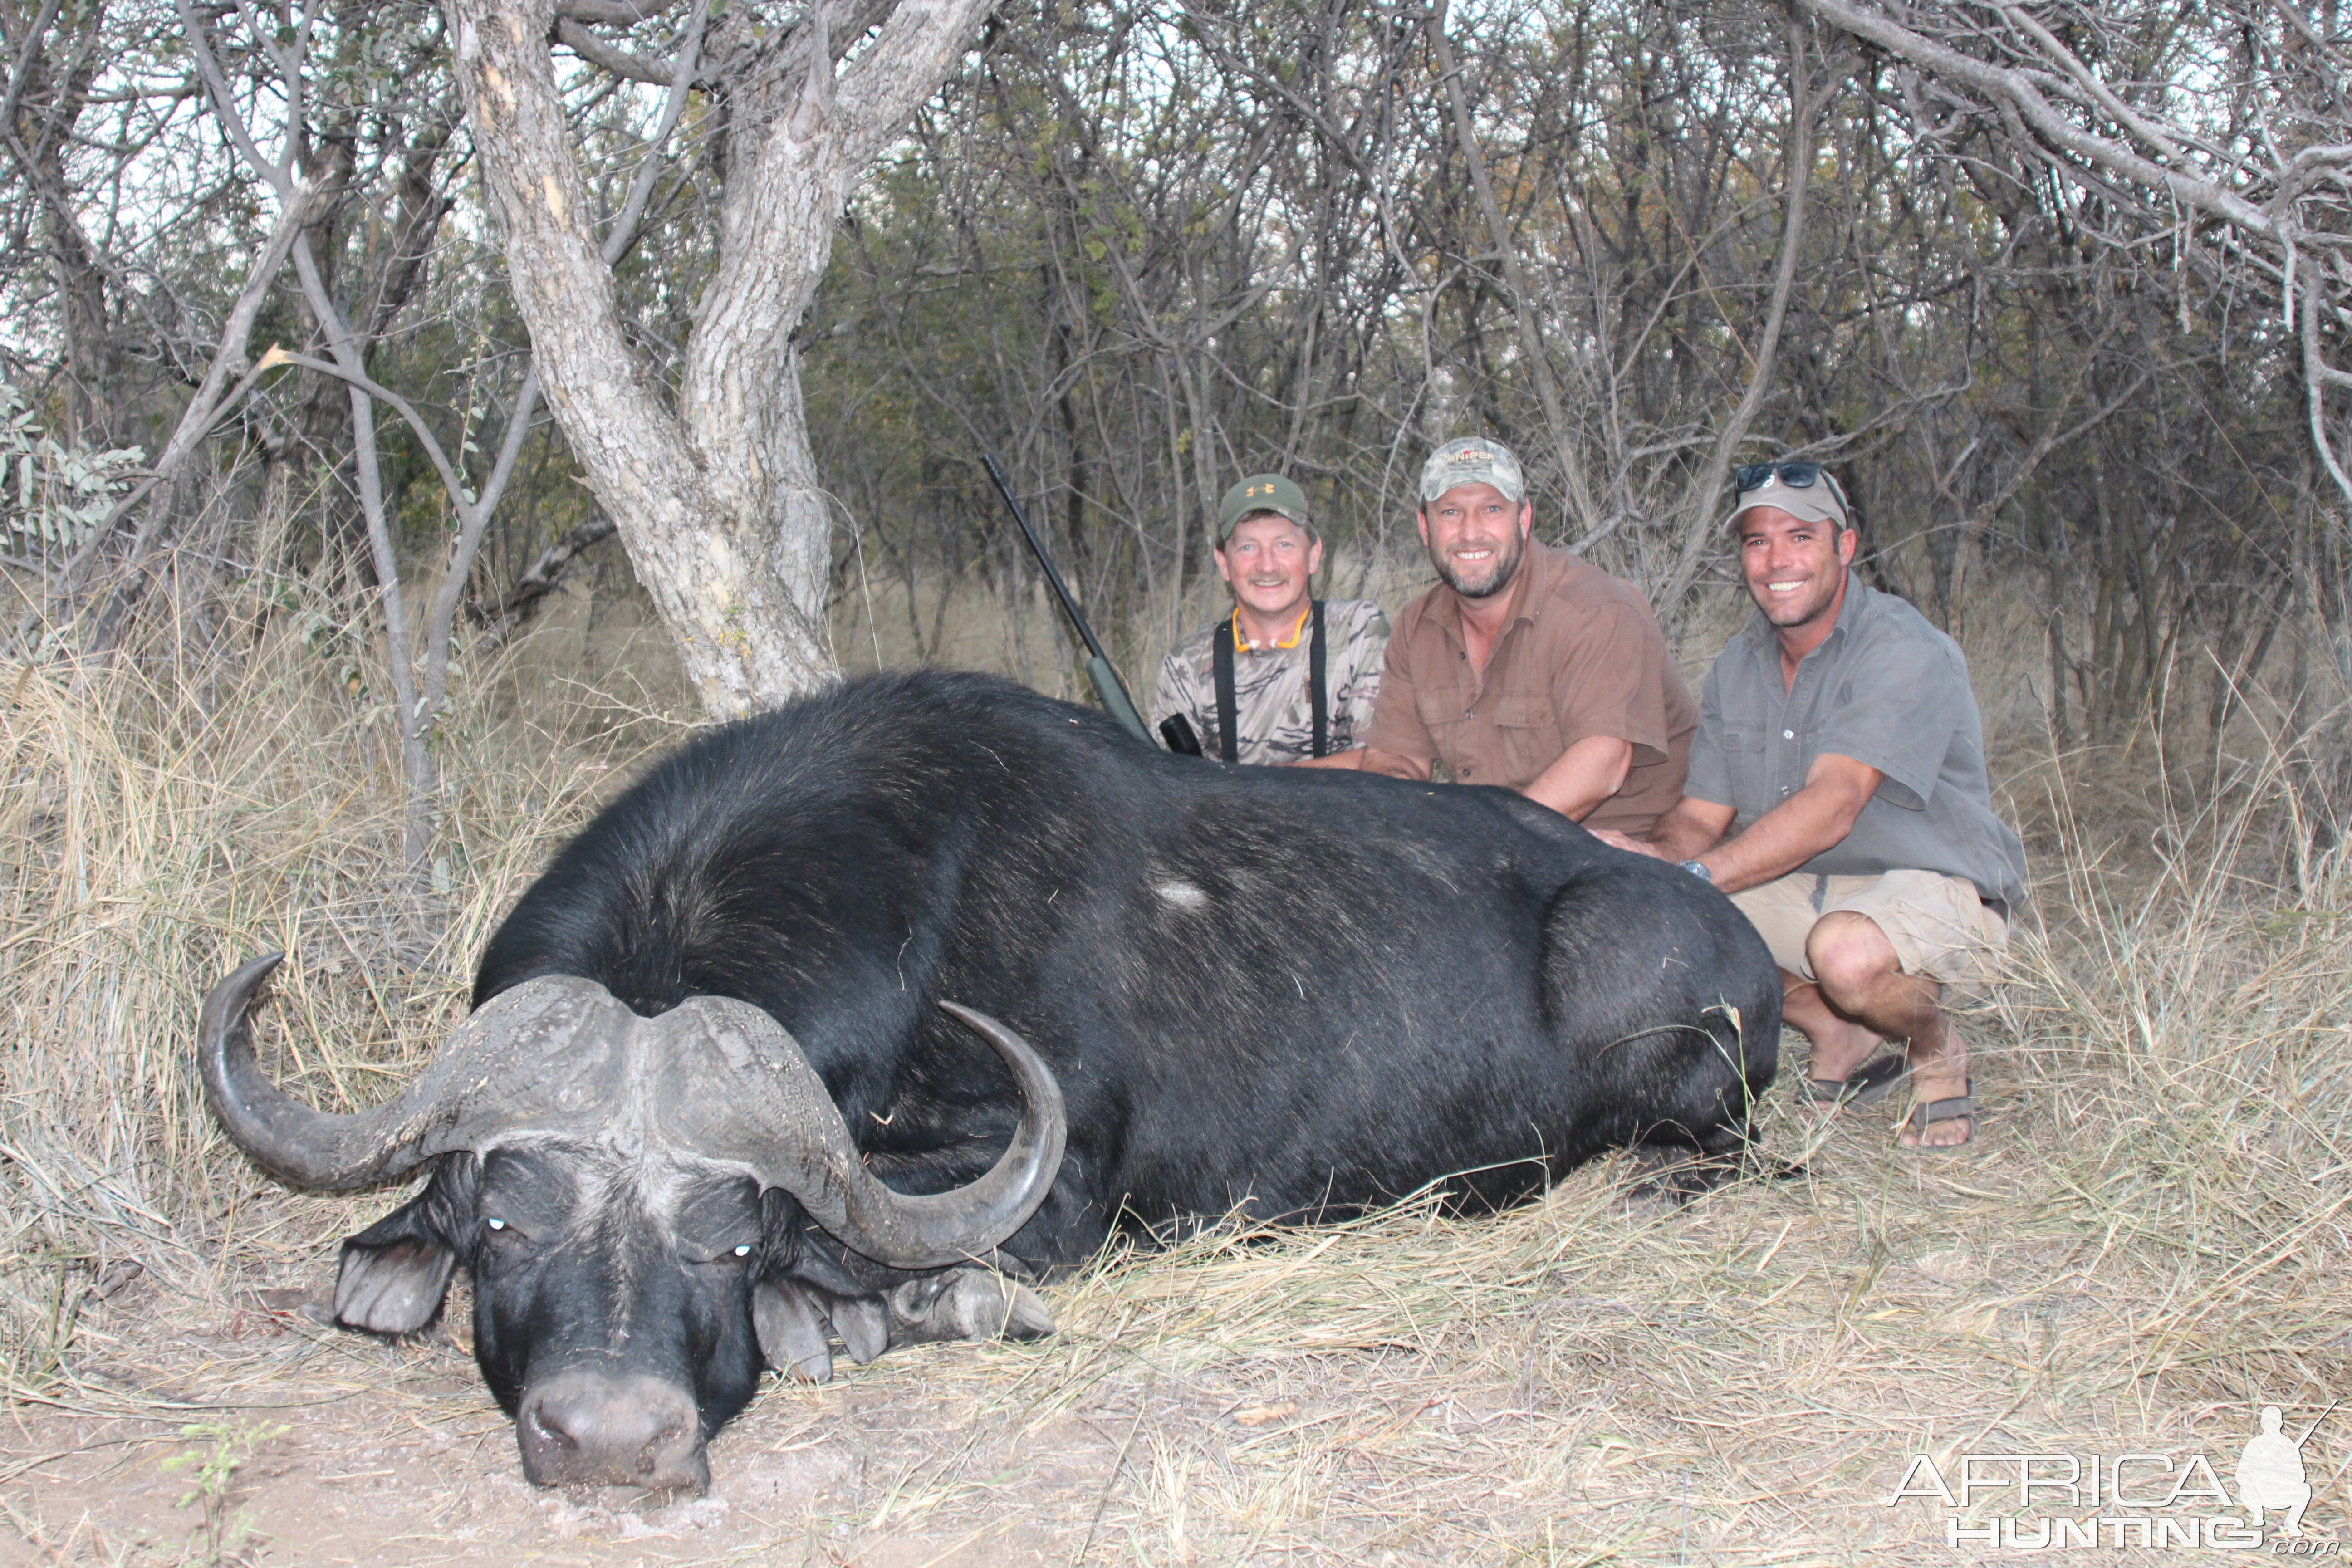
[2238,1403,2333,1538]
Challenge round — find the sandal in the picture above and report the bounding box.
[1901,1081,1975,1149]
[1801,1051,1908,1109]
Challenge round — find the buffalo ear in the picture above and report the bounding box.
[824,1291,890,1364]
[335,1236,456,1334]
[332,1166,469,1335]
[753,1195,891,1370]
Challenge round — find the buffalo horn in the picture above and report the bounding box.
[196,953,631,1191]
[657,997,1067,1270]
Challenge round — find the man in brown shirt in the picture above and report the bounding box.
[1362,437,1695,836]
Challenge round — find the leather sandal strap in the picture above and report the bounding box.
[1904,1094,1975,1129]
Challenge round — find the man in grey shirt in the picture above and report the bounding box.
[1597,464,2024,1148]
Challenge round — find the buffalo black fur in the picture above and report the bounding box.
[487,671,1776,1242]
[343,671,1779,1451]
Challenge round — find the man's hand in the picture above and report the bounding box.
[1694,754,1880,892]
[1590,827,1667,858]
[1626,797,1736,866]
[1287,748,1367,769]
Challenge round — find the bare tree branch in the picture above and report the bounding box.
[1792,0,2275,238]
[1428,0,1601,539]
[553,15,672,84]
[449,0,992,713]
[1657,18,1816,613]
[479,513,617,646]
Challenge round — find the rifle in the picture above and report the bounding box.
[981,452,1154,747]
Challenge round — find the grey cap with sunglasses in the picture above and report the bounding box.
[1724,461,1849,532]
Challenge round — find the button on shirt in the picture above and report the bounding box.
[1363,539,1696,835]
[1685,573,2027,906]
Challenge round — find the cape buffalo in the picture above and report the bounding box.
[199,671,1779,1490]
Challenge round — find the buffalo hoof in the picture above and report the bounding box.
[516,1370,709,1493]
[886,1267,1054,1347]
[1622,1146,1740,1212]
[754,1278,888,1384]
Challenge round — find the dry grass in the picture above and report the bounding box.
[0,573,682,1398]
[1,561,2349,1563]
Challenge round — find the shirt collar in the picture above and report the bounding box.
[1504,539,1557,626]
[1742,570,1869,664]
[1232,602,1312,653]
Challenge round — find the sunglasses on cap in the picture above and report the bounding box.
[1733,461,1844,501]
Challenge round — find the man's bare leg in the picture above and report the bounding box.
[1804,912,1971,1147]
[1782,973,1884,1113]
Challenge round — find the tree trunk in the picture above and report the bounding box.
[4,0,115,445]
[443,0,991,716]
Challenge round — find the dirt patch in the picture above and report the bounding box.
[2,1309,1054,1567]
[11,1082,2349,1566]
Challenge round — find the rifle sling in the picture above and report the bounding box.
[1212,617,1240,764]
[1309,598,1328,758]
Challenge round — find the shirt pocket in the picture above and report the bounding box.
[1717,725,1774,816]
[1491,694,1563,787]
[1416,686,1470,736]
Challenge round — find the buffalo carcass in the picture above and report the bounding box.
[199,671,1779,1490]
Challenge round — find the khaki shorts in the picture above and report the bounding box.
[1729,869,2008,994]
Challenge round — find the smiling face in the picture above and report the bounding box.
[1418,482,1533,599]
[1215,512,1322,620]
[1735,504,1855,632]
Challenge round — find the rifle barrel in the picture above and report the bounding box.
[983,454,1110,666]
[982,453,1152,745]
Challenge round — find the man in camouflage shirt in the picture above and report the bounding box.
[1149,474,1388,767]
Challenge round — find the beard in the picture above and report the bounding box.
[1432,529,1526,599]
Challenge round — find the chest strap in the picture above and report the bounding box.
[1308,598,1328,758]
[1212,600,1328,763]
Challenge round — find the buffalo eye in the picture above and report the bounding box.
[485,1216,506,1230]
[680,1242,755,1265]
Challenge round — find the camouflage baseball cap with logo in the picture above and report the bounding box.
[1418,437,1527,505]
[1218,474,1312,541]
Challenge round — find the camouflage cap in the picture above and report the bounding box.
[1418,437,1526,505]
[1218,474,1311,541]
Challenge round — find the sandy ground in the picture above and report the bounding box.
[5,1082,2348,1567]
[5,1283,1583,1568]
[3,1298,1142,1567]
[7,1274,1570,1567]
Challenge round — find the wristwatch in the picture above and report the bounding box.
[1679,859,1713,882]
